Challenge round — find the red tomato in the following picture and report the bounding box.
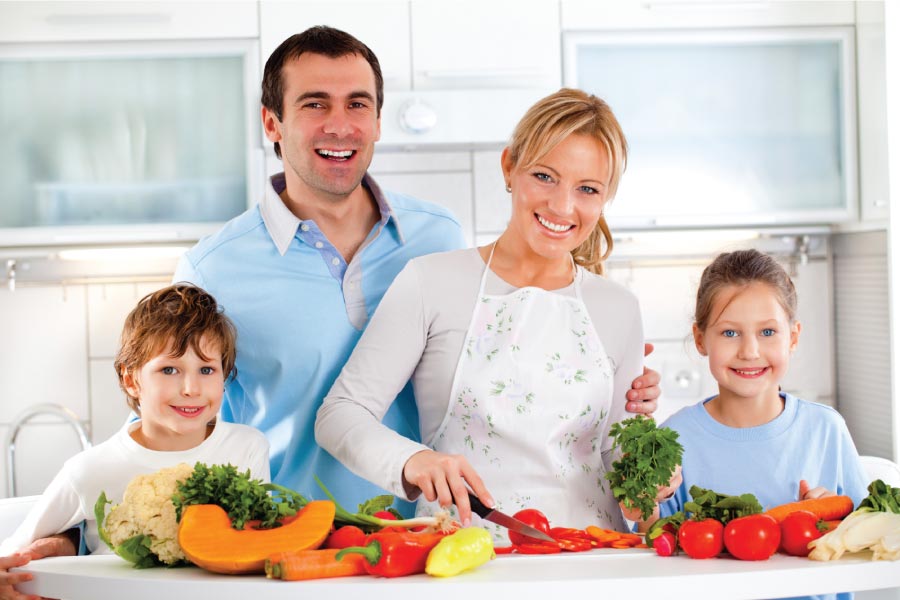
[724,514,781,561]
[514,541,562,554]
[508,509,552,545]
[780,510,826,557]
[323,525,366,549]
[678,519,724,559]
[373,510,397,520]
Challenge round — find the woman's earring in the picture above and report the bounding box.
[505,183,512,193]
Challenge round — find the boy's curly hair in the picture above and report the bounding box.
[114,284,237,413]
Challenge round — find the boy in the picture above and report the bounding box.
[0,285,269,595]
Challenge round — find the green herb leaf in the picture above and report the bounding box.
[114,535,166,569]
[172,463,308,530]
[94,491,113,550]
[357,495,395,516]
[605,417,684,520]
[858,479,900,514]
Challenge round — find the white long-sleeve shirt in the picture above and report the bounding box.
[316,247,644,499]
[1,420,269,556]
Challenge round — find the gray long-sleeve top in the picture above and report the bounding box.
[315,247,645,500]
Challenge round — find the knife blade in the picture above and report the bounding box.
[466,492,556,543]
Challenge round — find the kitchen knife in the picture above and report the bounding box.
[466,492,556,543]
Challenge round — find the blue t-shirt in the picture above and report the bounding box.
[174,172,466,514]
[659,392,870,600]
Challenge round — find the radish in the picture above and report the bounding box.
[653,531,677,557]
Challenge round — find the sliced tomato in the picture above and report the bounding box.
[556,537,593,552]
[514,541,562,554]
[493,545,516,555]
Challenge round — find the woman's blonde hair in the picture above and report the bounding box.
[506,88,628,275]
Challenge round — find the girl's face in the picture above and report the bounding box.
[124,335,225,450]
[501,133,609,262]
[693,282,801,404]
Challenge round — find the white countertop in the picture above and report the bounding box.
[12,549,900,600]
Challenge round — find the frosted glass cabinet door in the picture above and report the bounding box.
[0,41,256,236]
[564,28,856,227]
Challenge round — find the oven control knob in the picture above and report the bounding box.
[398,99,437,134]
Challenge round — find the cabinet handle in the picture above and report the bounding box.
[418,67,544,80]
[44,12,172,26]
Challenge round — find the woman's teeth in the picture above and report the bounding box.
[537,215,573,233]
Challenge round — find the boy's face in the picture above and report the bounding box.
[124,335,225,450]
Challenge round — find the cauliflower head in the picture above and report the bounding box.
[97,463,194,567]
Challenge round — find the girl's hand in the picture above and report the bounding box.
[402,449,494,527]
[619,464,682,529]
[626,344,661,415]
[798,479,836,500]
[20,535,76,561]
[1,553,40,600]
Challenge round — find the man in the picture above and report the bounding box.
[174,26,659,513]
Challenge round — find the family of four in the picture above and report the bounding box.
[1,25,868,600]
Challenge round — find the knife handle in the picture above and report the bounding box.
[466,491,491,518]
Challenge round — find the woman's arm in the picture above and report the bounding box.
[315,260,437,499]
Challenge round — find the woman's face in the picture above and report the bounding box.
[502,133,610,262]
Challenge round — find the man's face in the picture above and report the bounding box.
[264,52,381,201]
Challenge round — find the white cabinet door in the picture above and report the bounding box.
[0,1,258,42]
[259,0,412,90]
[561,0,855,30]
[856,1,889,222]
[410,0,560,90]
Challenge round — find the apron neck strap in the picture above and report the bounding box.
[480,242,583,298]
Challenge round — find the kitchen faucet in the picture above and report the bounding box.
[5,403,92,497]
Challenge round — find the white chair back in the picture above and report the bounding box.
[0,495,39,544]
[859,455,900,488]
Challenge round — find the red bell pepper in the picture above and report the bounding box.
[336,531,445,578]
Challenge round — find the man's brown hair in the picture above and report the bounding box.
[261,25,384,159]
[114,284,237,413]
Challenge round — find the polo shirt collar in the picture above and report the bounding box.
[260,172,405,257]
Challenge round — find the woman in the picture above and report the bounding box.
[316,88,652,538]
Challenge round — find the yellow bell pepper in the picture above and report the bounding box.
[425,527,495,577]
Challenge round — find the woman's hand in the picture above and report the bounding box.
[402,449,494,527]
[798,479,836,500]
[626,343,661,415]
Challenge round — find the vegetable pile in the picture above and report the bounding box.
[649,485,858,562]
[96,463,309,568]
[492,508,646,555]
[605,417,684,521]
[808,480,900,561]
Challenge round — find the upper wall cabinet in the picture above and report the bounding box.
[0,1,259,42]
[259,1,412,90]
[410,0,560,91]
[561,0,855,30]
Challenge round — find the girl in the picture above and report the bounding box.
[657,249,869,521]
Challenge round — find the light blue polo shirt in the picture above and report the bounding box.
[174,172,466,514]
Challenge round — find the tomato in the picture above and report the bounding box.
[323,525,366,549]
[678,519,724,559]
[724,514,781,561]
[372,510,397,520]
[508,508,552,545]
[780,510,826,557]
[514,541,562,554]
[493,545,516,555]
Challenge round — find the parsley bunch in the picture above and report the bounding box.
[173,463,308,530]
[605,416,684,521]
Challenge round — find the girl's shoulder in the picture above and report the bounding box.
[209,421,269,448]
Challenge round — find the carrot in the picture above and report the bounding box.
[265,548,368,581]
[764,496,854,524]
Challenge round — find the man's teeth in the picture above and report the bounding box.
[537,215,573,233]
[317,149,353,158]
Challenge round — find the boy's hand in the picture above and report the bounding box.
[1,553,39,600]
[626,343,661,415]
[799,479,836,500]
[20,535,76,561]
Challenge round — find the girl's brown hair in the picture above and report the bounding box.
[114,284,237,413]
[506,88,628,275]
[694,249,798,331]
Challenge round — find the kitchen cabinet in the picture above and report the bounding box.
[259,1,411,90]
[856,1,890,223]
[410,0,560,91]
[561,0,855,30]
[15,551,900,599]
[0,1,258,42]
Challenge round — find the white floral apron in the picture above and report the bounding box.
[418,246,626,542]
